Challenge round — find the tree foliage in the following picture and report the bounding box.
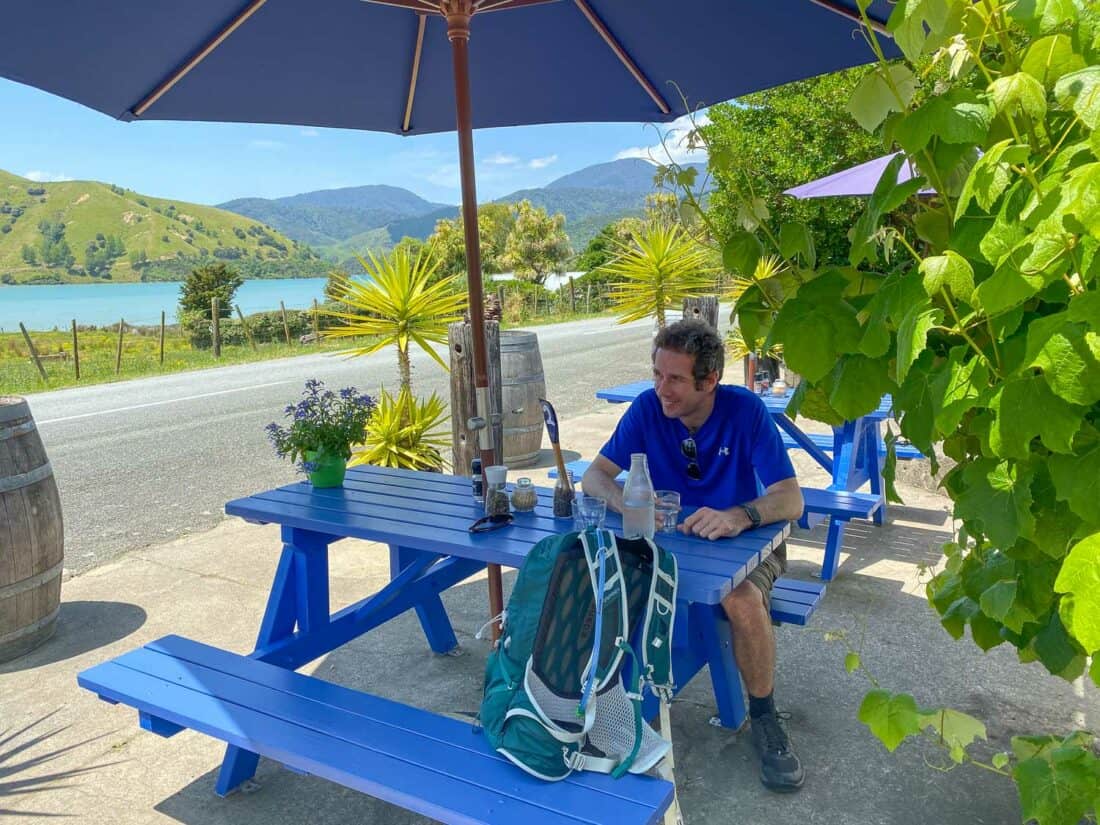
[501,199,572,285]
[178,262,243,318]
[429,202,515,280]
[668,1,1100,821]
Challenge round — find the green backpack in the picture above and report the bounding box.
[479,528,678,781]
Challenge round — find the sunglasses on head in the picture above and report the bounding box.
[468,512,514,533]
[680,437,703,480]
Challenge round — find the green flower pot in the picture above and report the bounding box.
[305,449,348,488]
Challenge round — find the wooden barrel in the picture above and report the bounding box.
[0,396,64,662]
[500,331,546,468]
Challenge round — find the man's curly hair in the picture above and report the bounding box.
[652,319,724,387]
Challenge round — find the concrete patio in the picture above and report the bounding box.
[2,404,1095,824]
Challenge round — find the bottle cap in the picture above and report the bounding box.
[471,457,482,472]
[485,465,508,485]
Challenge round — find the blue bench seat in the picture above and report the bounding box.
[770,577,826,626]
[779,431,924,460]
[78,635,674,825]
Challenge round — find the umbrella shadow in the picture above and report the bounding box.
[0,601,147,675]
[0,709,126,819]
[517,448,582,471]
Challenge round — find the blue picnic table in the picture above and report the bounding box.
[585,380,917,580]
[77,465,817,823]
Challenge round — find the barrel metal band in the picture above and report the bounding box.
[0,560,64,600]
[0,605,60,646]
[0,461,54,493]
[0,420,37,441]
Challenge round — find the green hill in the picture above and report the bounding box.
[0,168,329,285]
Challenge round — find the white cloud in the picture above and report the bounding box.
[614,113,710,165]
[528,154,558,170]
[425,163,460,189]
[248,139,286,150]
[299,128,319,137]
[24,170,72,183]
[485,152,519,166]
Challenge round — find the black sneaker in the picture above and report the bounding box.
[750,711,805,792]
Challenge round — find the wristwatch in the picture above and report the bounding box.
[740,503,763,529]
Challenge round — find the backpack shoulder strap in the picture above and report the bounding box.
[578,529,629,700]
[640,539,678,700]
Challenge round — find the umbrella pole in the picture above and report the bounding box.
[447,2,504,639]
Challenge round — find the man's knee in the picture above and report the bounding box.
[722,579,768,628]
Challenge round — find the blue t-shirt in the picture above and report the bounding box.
[599,385,795,509]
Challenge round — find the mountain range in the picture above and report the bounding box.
[218,158,706,260]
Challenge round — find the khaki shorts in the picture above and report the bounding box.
[746,541,787,608]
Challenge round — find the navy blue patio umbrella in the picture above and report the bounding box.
[1,0,896,620]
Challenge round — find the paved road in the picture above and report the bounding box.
[24,315,669,574]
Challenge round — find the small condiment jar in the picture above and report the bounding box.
[484,465,510,517]
[511,477,537,512]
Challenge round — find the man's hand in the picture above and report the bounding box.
[680,506,752,540]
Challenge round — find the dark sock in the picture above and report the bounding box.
[749,691,776,719]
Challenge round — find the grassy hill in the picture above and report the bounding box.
[0,168,328,285]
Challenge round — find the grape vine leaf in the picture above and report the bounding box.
[980,579,1037,633]
[897,303,943,384]
[848,64,919,132]
[973,230,1073,315]
[786,381,845,426]
[956,139,1029,217]
[931,346,992,433]
[1021,34,1087,88]
[768,274,861,382]
[858,690,922,752]
[988,376,1083,459]
[1054,66,1100,130]
[894,90,991,154]
[1048,429,1100,523]
[918,708,987,764]
[990,72,1048,121]
[778,222,815,268]
[920,251,976,303]
[829,355,894,420]
[1031,611,1087,679]
[845,652,861,673]
[1025,313,1100,406]
[954,459,1036,548]
[1054,533,1100,654]
[1014,740,1100,825]
[723,230,762,277]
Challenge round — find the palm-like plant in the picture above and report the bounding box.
[323,246,467,391]
[351,387,450,471]
[599,224,715,327]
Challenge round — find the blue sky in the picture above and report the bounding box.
[0,78,705,207]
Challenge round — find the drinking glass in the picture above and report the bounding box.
[572,496,607,530]
[655,490,681,534]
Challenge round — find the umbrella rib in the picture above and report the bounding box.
[806,0,890,35]
[572,0,669,115]
[131,0,269,117]
[403,13,429,132]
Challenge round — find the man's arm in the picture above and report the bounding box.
[581,454,626,514]
[680,477,803,541]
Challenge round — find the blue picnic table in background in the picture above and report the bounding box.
[78,465,822,822]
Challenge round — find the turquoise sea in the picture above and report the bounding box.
[0,278,332,331]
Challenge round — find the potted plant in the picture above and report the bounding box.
[266,379,374,488]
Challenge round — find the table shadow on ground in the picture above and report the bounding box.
[0,600,147,675]
[789,514,952,581]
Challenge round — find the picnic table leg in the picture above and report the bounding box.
[390,545,459,654]
[864,421,887,525]
[694,602,747,729]
[820,519,846,582]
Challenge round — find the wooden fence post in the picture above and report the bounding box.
[159,311,165,365]
[71,319,80,380]
[280,301,291,345]
[19,323,48,384]
[568,276,575,313]
[236,305,257,351]
[312,299,320,342]
[114,318,125,375]
[448,320,502,475]
[212,298,221,358]
[586,284,591,314]
[682,295,719,329]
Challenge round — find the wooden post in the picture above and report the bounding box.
[71,319,80,380]
[236,305,257,351]
[569,276,575,313]
[312,298,320,342]
[114,318,125,375]
[159,311,166,365]
[280,300,291,345]
[448,320,502,480]
[586,283,591,314]
[682,295,719,329]
[19,323,48,383]
[212,298,221,358]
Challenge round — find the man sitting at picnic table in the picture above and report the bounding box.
[582,319,806,793]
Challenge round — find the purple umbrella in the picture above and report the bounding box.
[784,151,933,198]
